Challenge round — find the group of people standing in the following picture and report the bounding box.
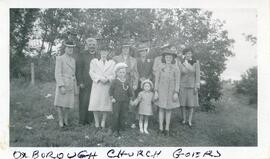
[54,30,200,137]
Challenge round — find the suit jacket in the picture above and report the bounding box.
[113,54,139,88]
[137,57,153,80]
[76,50,97,87]
[179,60,200,88]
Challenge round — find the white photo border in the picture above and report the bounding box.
[1,0,270,158]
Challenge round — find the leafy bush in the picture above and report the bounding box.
[235,66,257,104]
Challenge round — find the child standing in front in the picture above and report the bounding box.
[109,63,133,137]
[133,79,154,134]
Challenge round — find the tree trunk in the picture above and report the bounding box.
[30,62,35,85]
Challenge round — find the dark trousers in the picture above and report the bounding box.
[79,86,93,125]
[112,101,129,132]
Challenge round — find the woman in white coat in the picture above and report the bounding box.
[88,48,115,129]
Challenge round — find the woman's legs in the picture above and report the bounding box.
[144,116,149,134]
[165,110,172,131]
[101,112,107,128]
[57,106,64,127]
[93,111,100,128]
[139,115,144,133]
[63,108,70,126]
[188,107,194,126]
[159,108,164,131]
[181,107,186,124]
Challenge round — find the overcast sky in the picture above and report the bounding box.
[210,9,257,80]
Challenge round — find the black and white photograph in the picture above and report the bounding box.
[8,8,258,147]
[1,0,270,158]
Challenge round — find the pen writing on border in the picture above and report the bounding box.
[12,148,221,159]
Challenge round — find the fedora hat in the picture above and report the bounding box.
[137,43,149,52]
[64,41,76,47]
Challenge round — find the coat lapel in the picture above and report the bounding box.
[97,60,113,73]
[104,60,113,72]
[96,59,104,72]
[183,60,194,72]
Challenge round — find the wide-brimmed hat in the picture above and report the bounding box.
[159,43,172,49]
[121,39,133,47]
[141,79,153,89]
[64,41,76,47]
[162,47,177,56]
[114,62,128,73]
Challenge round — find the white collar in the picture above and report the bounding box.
[87,50,96,55]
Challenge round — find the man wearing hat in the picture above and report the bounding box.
[135,43,153,93]
[136,43,153,80]
[60,28,81,57]
[113,38,139,128]
[76,37,98,125]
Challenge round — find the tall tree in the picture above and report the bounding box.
[10,8,39,78]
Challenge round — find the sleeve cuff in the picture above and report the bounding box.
[58,84,64,88]
[57,83,64,87]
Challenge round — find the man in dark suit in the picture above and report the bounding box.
[76,37,98,125]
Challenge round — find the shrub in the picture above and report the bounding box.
[235,66,257,104]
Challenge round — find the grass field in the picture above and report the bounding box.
[10,80,257,147]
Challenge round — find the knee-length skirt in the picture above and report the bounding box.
[180,87,199,107]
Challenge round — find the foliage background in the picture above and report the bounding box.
[10,8,236,110]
